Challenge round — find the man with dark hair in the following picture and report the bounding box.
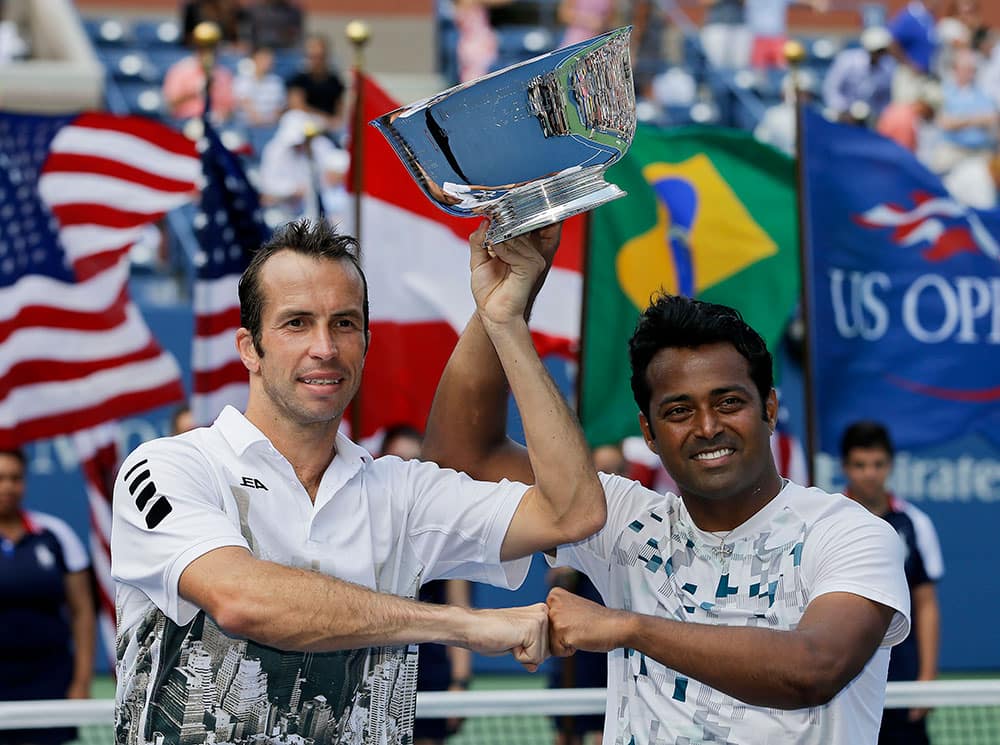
[286,34,345,133]
[111,219,606,745]
[841,421,943,745]
[425,229,910,744]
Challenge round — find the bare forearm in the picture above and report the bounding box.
[620,613,849,708]
[484,317,603,532]
[64,571,95,691]
[200,557,478,653]
[913,585,940,681]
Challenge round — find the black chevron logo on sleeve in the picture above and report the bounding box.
[124,458,173,529]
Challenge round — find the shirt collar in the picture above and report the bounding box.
[214,405,374,468]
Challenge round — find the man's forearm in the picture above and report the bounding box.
[483,317,603,535]
[181,547,548,663]
[913,583,940,681]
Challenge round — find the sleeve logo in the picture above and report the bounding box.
[123,458,173,529]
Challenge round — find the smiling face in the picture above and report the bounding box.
[638,342,780,525]
[238,250,369,435]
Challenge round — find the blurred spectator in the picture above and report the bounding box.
[162,47,236,122]
[652,67,697,108]
[455,0,506,82]
[889,0,941,102]
[234,46,287,127]
[627,0,668,99]
[287,34,345,133]
[171,405,196,436]
[243,0,303,49]
[935,15,972,81]
[877,78,943,156]
[980,30,1000,106]
[753,68,817,155]
[951,0,989,54]
[0,0,28,64]
[258,109,350,226]
[823,26,896,121]
[699,0,751,71]
[0,449,95,745]
[930,47,998,173]
[944,147,1000,208]
[745,0,828,70]
[181,0,244,46]
[557,0,614,48]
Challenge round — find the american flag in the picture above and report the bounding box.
[191,120,270,426]
[0,112,200,448]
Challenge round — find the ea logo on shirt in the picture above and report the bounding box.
[35,543,56,570]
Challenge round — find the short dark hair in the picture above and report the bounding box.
[840,421,894,461]
[628,293,773,423]
[380,423,423,456]
[238,219,369,356]
[0,449,27,469]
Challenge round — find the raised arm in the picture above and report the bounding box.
[547,588,895,708]
[422,221,560,484]
[425,222,605,557]
[180,546,549,671]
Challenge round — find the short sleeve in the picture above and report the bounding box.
[802,504,911,647]
[111,437,249,625]
[550,473,660,602]
[394,459,532,590]
[905,503,945,582]
[32,512,90,573]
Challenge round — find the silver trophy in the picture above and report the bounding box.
[371,27,636,244]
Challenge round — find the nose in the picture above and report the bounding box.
[692,406,723,440]
[308,326,338,360]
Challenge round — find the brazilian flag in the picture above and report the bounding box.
[581,125,799,446]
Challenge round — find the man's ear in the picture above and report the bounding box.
[766,389,778,434]
[236,328,259,374]
[638,412,658,454]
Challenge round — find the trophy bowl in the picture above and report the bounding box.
[371,26,636,244]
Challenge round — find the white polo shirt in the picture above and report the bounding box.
[553,476,911,745]
[111,406,530,745]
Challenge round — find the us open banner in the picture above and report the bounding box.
[801,108,1000,669]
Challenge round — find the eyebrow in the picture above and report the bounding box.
[656,385,755,409]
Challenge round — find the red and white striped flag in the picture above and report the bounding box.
[0,112,200,447]
[351,73,585,440]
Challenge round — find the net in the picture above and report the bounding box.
[1,680,998,744]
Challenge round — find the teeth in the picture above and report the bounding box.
[302,378,341,385]
[694,448,734,461]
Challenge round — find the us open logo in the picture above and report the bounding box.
[123,458,172,529]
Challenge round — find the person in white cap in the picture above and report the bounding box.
[753,68,818,156]
[822,26,897,122]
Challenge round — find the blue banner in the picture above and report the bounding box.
[802,108,1000,669]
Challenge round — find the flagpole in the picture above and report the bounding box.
[346,19,371,253]
[787,39,818,486]
[193,21,221,124]
[346,19,370,441]
[575,213,593,443]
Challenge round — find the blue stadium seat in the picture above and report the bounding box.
[116,81,166,119]
[83,17,132,47]
[131,19,182,48]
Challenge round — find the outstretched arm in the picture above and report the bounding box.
[422,221,560,485]
[181,546,549,671]
[547,588,895,708]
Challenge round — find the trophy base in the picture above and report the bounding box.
[483,167,627,244]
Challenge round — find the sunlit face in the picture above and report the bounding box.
[842,446,893,506]
[0,453,26,519]
[638,343,777,504]
[238,251,368,430]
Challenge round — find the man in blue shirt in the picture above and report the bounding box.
[841,422,944,745]
[932,48,999,172]
[823,26,896,121]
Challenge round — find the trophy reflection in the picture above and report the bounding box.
[372,26,636,244]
